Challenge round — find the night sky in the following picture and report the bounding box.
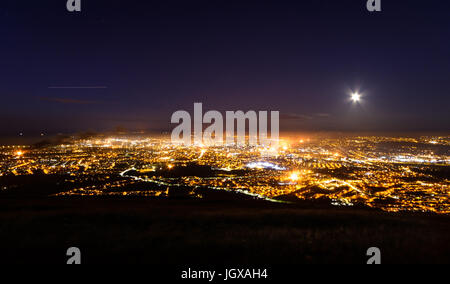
[1,0,449,136]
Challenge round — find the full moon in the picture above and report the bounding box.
[351,92,361,103]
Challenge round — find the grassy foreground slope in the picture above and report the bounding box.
[0,192,449,264]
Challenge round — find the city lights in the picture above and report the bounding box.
[288,171,300,182]
[0,135,448,214]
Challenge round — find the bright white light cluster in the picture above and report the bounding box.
[246,161,285,170]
